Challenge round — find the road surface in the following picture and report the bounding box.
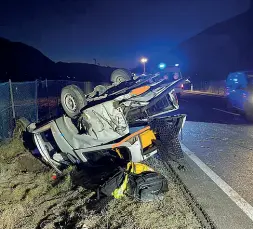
[179,92,253,206]
[171,92,253,228]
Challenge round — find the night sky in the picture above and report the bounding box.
[0,0,250,68]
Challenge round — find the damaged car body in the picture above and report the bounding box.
[27,69,187,174]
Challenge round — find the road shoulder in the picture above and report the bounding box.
[169,144,253,229]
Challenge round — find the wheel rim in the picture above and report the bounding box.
[64,93,77,112]
[116,76,125,83]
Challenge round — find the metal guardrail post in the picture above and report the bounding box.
[9,79,16,119]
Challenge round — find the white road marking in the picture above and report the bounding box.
[182,144,253,222]
[212,108,240,116]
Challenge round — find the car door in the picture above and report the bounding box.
[226,74,238,107]
[233,73,247,110]
[235,85,247,110]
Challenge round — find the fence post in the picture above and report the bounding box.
[9,79,15,120]
[46,79,51,118]
[35,80,39,122]
[0,114,3,139]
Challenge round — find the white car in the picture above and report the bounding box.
[26,69,186,173]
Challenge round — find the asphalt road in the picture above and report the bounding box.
[178,92,253,206]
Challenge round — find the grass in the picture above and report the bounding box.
[78,187,201,229]
[0,204,26,229]
[0,138,25,162]
[0,120,202,229]
[78,158,201,229]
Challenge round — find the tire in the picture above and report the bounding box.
[111,68,132,84]
[244,101,253,122]
[226,99,234,111]
[245,114,253,122]
[61,85,87,118]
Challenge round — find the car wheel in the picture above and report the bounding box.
[244,101,253,122]
[111,68,132,84]
[61,85,87,118]
[226,100,235,111]
[245,114,253,122]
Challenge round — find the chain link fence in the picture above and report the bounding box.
[0,82,13,139]
[0,80,105,140]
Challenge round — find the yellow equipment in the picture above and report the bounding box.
[112,162,154,199]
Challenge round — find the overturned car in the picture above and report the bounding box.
[27,69,187,174]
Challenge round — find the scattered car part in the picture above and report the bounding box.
[149,115,186,162]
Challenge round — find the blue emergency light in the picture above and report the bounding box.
[158,63,166,69]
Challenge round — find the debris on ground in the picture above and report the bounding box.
[0,124,202,229]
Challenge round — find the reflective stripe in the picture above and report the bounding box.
[130,86,150,96]
[112,126,150,148]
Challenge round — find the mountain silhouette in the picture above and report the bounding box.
[169,0,253,81]
[0,37,54,81]
[0,37,116,82]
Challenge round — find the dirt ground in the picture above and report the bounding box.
[0,125,202,229]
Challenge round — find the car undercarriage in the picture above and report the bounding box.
[27,69,187,175]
